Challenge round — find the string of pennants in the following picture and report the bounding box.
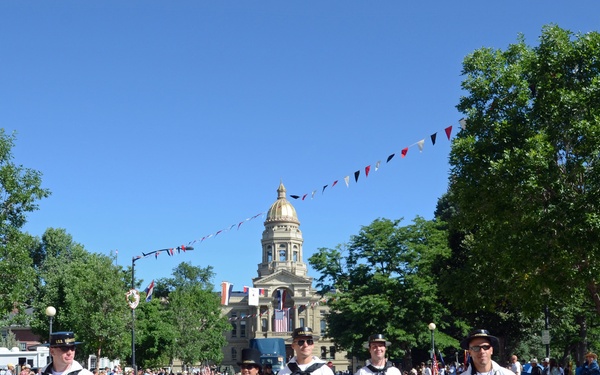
[131,119,466,262]
[288,121,465,200]
[225,302,331,321]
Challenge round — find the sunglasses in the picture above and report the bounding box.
[240,365,259,370]
[56,345,76,352]
[294,339,314,346]
[469,345,492,352]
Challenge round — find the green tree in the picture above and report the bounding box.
[0,129,50,318]
[31,228,130,362]
[446,25,600,359]
[163,262,229,367]
[309,217,459,368]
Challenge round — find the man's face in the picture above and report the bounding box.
[50,345,76,369]
[369,342,387,362]
[511,356,517,363]
[467,338,493,370]
[292,336,315,360]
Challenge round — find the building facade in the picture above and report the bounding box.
[220,183,351,373]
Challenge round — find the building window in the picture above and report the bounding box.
[329,346,336,359]
[231,348,237,360]
[267,246,272,262]
[19,343,26,351]
[320,319,326,333]
[231,312,237,338]
[321,346,327,359]
[299,318,305,327]
[262,318,268,332]
[293,251,298,261]
[240,319,247,338]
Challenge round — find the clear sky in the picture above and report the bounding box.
[2,1,598,292]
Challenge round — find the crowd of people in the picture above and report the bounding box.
[6,328,600,375]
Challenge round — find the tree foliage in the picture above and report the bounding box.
[309,217,460,368]
[0,129,50,318]
[444,24,600,359]
[159,262,229,367]
[31,228,130,361]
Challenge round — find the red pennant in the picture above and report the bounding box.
[445,126,452,140]
[365,165,371,177]
[332,180,338,187]
[401,148,408,158]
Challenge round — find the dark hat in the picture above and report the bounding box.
[290,327,320,341]
[237,348,262,367]
[460,329,499,350]
[363,334,391,348]
[49,331,83,347]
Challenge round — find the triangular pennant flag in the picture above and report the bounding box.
[243,286,250,294]
[365,165,371,177]
[401,147,408,158]
[387,153,395,163]
[332,180,338,187]
[290,195,300,199]
[238,221,244,229]
[311,190,316,199]
[431,133,437,145]
[322,185,328,194]
[155,252,159,259]
[417,139,425,152]
[445,126,453,140]
[344,176,350,187]
[375,161,381,171]
[354,170,360,182]
[459,118,467,130]
[302,194,308,200]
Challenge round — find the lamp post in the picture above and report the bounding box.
[428,323,436,368]
[45,306,56,343]
[130,245,193,375]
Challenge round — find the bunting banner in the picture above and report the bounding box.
[287,123,460,200]
[129,121,465,267]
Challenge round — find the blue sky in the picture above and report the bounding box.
[2,1,598,292]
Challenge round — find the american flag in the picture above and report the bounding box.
[274,309,289,332]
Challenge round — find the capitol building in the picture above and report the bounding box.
[220,182,352,373]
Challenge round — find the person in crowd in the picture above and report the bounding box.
[355,334,401,375]
[459,329,514,375]
[237,348,262,375]
[278,327,334,375]
[263,364,273,375]
[6,364,15,375]
[530,359,543,375]
[548,358,561,375]
[542,359,550,375]
[41,331,93,375]
[20,364,31,375]
[582,353,600,375]
[511,356,522,375]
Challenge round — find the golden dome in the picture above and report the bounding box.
[266,182,299,223]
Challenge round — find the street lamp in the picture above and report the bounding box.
[428,323,436,367]
[130,245,193,375]
[45,306,56,343]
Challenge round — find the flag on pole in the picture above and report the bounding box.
[432,353,439,375]
[221,282,233,306]
[144,280,155,302]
